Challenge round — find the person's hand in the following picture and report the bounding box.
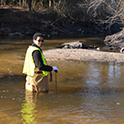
[52,66,58,73]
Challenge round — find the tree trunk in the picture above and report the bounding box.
[22,0,26,7]
[49,0,51,7]
[104,28,124,49]
[28,0,32,11]
[19,0,21,6]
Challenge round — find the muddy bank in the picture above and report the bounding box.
[44,49,124,62]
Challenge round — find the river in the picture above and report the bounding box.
[0,37,124,124]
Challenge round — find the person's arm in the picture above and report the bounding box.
[32,50,53,71]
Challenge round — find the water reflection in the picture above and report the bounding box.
[85,62,122,89]
[1,38,124,123]
[21,92,38,124]
[85,62,101,86]
[108,62,121,84]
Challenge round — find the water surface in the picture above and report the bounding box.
[0,37,124,124]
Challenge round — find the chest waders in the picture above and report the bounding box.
[23,46,49,92]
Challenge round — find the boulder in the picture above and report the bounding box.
[0,27,10,36]
[62,41,84,49]
[104,28,124,51]
[8,32,24,37]
[50,31,58,35]
[61,41,99,50]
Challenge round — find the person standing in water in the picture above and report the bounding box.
[23,32,58,93]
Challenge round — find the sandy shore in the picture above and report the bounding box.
[1,48,124,77]
[44,49,124,62]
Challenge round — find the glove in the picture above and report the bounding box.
[52,66,58,73]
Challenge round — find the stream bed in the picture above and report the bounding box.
[0,37,124,124]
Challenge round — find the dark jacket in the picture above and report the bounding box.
[32,43,53,72]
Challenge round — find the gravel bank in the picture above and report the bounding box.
[44,49,124,62]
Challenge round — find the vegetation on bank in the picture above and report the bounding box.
[0,0,124,37]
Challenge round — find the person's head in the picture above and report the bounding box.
[33,32,44,47]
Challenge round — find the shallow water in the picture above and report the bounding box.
[0,37,124,124]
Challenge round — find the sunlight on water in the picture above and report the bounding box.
[0,38,124,123]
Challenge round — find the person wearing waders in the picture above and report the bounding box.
[23,32,58,93]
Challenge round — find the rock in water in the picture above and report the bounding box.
[104,28,124,52]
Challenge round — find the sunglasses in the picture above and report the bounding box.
[37,39,44,42]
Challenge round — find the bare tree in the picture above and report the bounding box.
[49,0,51,7]
[78,0,124,27]
[22,0,26,7]
[28,0,32,11]
[19,0,22,6]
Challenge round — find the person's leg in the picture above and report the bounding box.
[25,76,37,92]
[36,76,49,93]
[26,75,49,93]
